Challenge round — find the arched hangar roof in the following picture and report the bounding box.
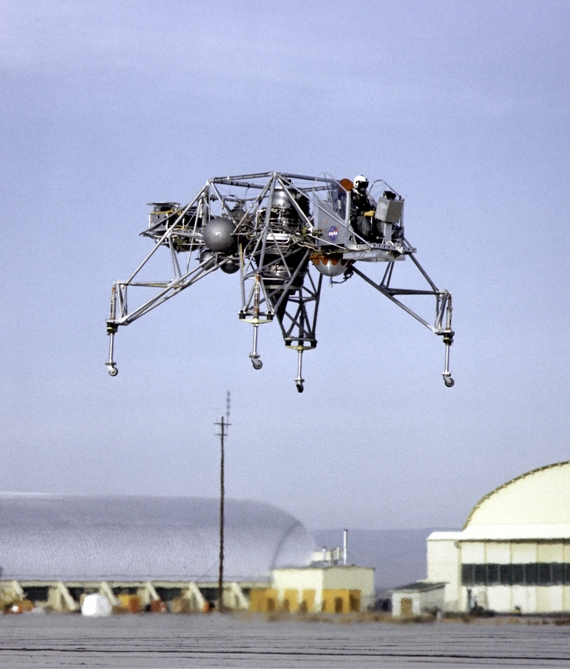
[462,460,570,540]
[0,494,314,582]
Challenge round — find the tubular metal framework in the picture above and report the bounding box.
[106,171,454,391]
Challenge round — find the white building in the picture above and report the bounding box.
[0,493,374,614]
[394,460,570,616]
[0,493,314,612]
[391,581,446,617]
[250,565,374,613]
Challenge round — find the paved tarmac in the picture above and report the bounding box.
[1,613,570,668]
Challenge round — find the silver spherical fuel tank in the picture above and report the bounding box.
[221,256,240,274]
[203,217,237,253]
[199,249,216,270]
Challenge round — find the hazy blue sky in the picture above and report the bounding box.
[1,0,569,530]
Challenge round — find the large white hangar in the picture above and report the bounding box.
[393,460,570,616]
[0,493,375,614]
[0,493,314,612]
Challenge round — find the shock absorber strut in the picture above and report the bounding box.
[106,285,119,377]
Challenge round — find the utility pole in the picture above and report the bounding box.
[215,391,230,611]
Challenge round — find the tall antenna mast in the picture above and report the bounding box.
[215,391,231,611]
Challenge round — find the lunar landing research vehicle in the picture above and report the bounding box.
[105,171,454,392]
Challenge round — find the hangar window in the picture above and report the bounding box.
[486,564,499,585]
[461,564,488,585]
[550,562,564,585]
[524,563,537,585]
[461,564,474,585]
[552,563,563,585]
[499,564,511,585]
[511,564,524,585]
[462,562,569,587]
[474,564,486,585]
[538,563,552,586]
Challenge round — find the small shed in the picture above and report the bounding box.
[391,581,446,617]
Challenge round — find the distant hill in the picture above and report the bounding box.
[311,528,456,591]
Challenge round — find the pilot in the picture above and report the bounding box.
[350,175,376,242]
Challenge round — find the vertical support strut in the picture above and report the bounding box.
[249,274,263,370]
[441,293,454,387]
[106,285,119,376]
[250,323,262,369]
[295,349,304,393]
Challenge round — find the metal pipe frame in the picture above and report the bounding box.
[351,251,454,385]
[105,172,454,387]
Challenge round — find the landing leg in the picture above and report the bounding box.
[105,286,119,376]
[442,294,454,387]
[106,325,118,376]
[249,323,263,370]
[442,339,455,388]
[295,349,304,393]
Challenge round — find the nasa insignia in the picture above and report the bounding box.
[328,226,339,241]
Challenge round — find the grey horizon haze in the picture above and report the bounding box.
[0,0,569,532]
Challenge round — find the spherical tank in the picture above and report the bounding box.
[310,254,350,277]
[221,256,240,274]
[203,217,237,254]
[199,249,216,270]
[271,188,292,210]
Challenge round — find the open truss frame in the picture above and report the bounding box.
[106,171,454,391]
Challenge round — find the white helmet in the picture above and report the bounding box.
[353,175,369,191]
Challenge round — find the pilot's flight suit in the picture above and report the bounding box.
[350,189,376,241]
